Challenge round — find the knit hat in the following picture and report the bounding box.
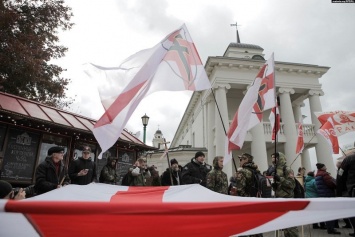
[47,146,64,156]
[195,151,205,159]
[316,163,325,170]
[0,180,13,198]
[170,158,178,165]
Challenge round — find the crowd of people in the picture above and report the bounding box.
[1,145,354,237]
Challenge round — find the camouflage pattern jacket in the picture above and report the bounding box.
[235,162,258,197]
[274,152,295,198]
[206,167,228,194]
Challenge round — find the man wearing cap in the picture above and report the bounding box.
[34,146,70,195]
[69,145,97,185]
[161,158,182,186]
[181,151,212,187]
[99,156,118,184]
[315,163,340,235]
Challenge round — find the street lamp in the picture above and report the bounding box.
[141,113,149,144]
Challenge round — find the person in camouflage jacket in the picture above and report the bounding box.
[273,152,299,237]
[99,156,118,184]
[235,153,259,197]
[206,156,228,194]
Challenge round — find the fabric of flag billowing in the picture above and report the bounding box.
[225,54,275,164]
[317,117,340,154]
[84,24,211,158]
[1,184,355,237]
[269,106,280,141]
[295,121,304,154]
[315,111,355,136]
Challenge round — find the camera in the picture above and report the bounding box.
[11,185,35,199]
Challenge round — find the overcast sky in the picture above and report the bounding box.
[56,0,355,160]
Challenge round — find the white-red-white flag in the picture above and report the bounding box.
[85,24,211,158]
[296,120,304,154]
[317,117,339,154]
[269,106,280,141]
[1,184,355,237]
[225,54,275,164]
[315,111,355,136]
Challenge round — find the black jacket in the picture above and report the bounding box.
[161,168,182,186]
[336,154,355,197]
[68,157,97,185]
[181,158,211,187]
[34,157,70,195]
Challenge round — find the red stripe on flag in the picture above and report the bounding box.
[111,186,169,203]
[5,200,309,237]
[95,81,146,128]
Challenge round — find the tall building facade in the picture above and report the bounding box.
[170,43,334,178]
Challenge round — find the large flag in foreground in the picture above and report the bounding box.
[1,184,355,237]
[315,111,355,136]
[85,24,211,157]
[317,117,340,154]
[225,54,275,164]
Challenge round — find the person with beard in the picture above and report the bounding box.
[206,156,228,194]
[69,146,97,185]
[34,146,70,195]
[181,151,212,187]
[99,156,118,184]
[161,158,182,186]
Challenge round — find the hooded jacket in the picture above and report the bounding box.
[274,152,295,198]
[206,158,228,194]
[305,175,318,198]
[99,157,118,184]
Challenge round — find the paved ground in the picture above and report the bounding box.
[261,220,354,237]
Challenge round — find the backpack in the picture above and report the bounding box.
[282,166,305,198]
[249,169,272,198]
[121,172,132,186]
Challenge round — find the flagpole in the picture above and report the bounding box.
[210,88,238,172]
[160,139,174,185]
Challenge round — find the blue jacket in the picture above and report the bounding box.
[304,175,318,198]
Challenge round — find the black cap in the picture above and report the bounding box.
[47,146,64,156]
[82,146,91,153]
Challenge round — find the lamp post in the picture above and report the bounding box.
[141,114,149,144]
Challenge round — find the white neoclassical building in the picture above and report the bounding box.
[166,42,335,179]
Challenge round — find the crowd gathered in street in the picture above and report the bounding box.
[1,145,355,237]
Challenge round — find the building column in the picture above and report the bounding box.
[213,83,232,178]
[251,123,268,173]
[302,149,312,173]
[206,96,215,166]
[308,89,336,175]
[279,87,299,170]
